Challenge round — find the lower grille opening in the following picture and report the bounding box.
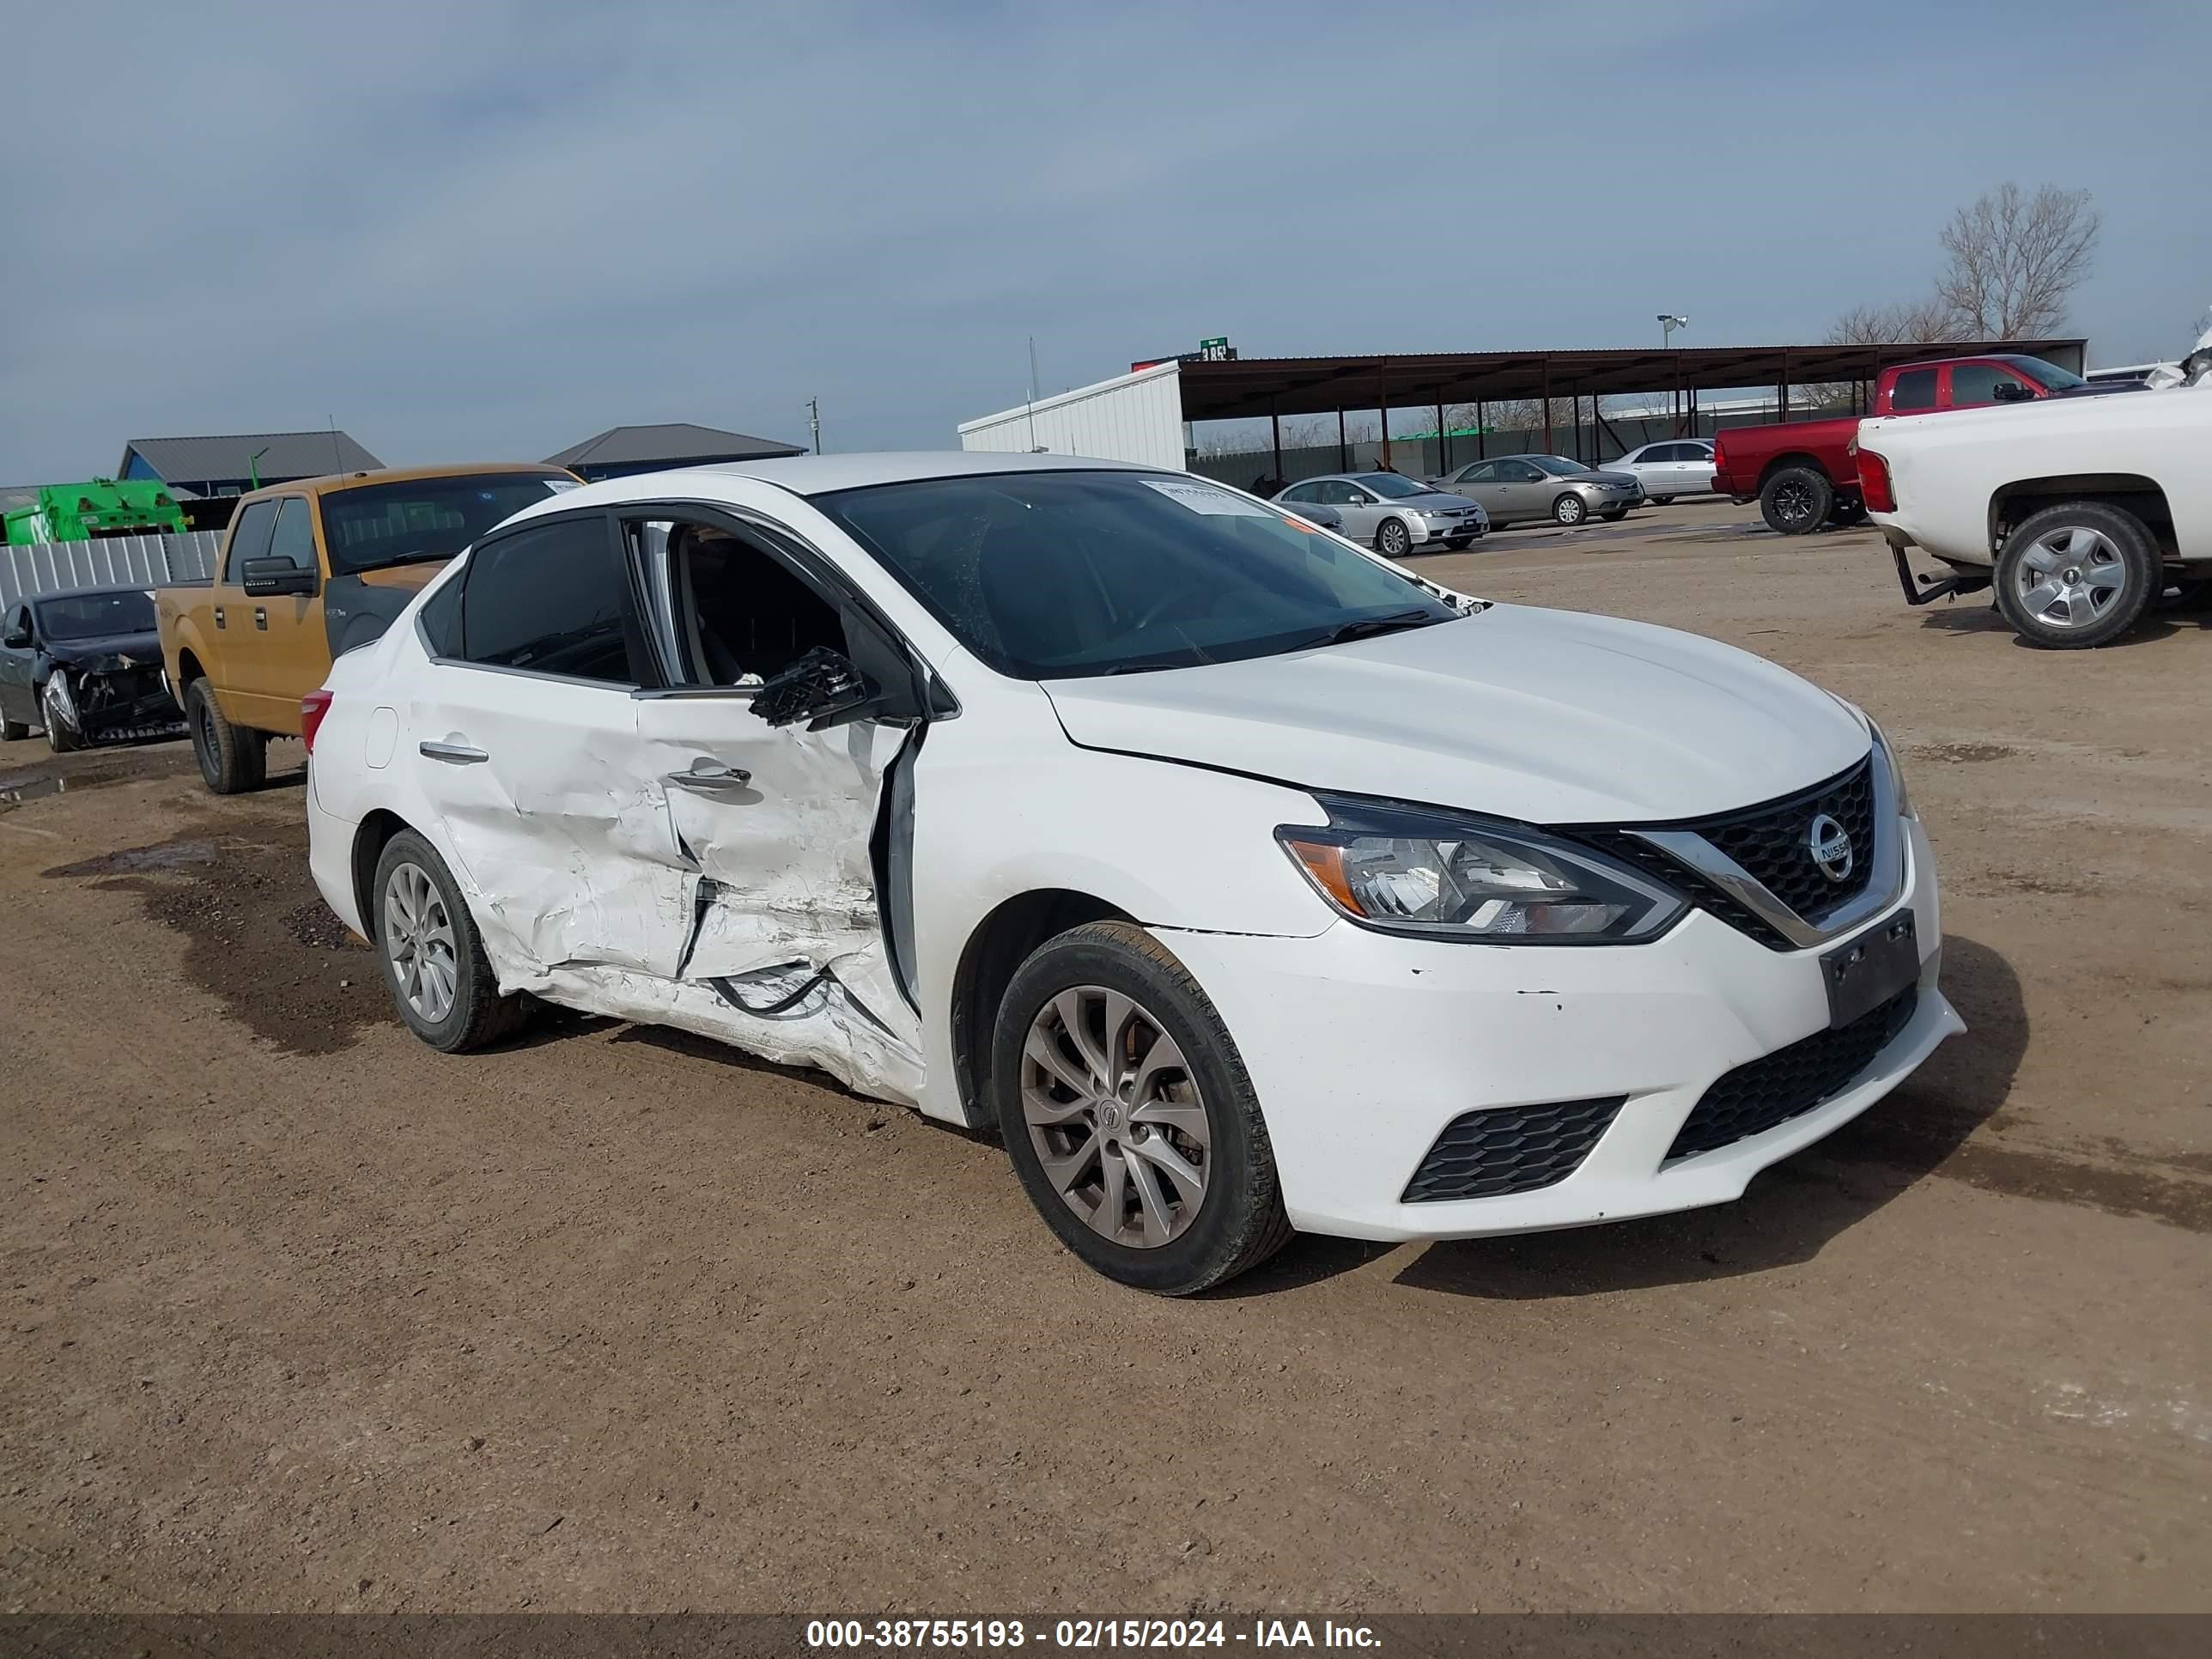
[1667,986,1920,1162]
[1402,1096,1626,1203]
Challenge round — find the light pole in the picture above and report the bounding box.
[1658,313,1688,348]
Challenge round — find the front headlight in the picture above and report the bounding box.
[1277,796,1686,944]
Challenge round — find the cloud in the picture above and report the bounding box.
[2,0,2206,480]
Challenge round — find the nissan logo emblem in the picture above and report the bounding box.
[1807,813,1853,883]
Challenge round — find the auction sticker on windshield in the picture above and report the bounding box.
[1141,479,1270,516]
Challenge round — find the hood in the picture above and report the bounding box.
[1041,605,1869,824]
[46,629,164,668]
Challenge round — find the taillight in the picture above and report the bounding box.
[301,689,333,754]
[1709,434,1728,477]
[1856,447,1896,514]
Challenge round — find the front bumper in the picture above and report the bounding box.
[1412,516,1488,544]
[45,667,185,745]
[1156,817,1956,1242]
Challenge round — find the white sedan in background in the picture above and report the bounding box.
[1610,439,1717,503]
[303,454,1957,1294]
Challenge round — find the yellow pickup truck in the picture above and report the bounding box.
[157,464,580,792]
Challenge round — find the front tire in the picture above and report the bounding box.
[992,921,1291,1295]
[185,678,265,793]
[1600,508,1628,522]
[40,678,82,753]
[1650,495,1676,507]
[1759,465,1832,535]
[371,830,531,1052]
[1994,502,2158,649]
[1375,518,1413,558]
[1553,494,1588,526]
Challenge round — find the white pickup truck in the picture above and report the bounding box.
[1863,334,2212,648]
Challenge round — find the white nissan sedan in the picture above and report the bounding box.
[303,453,1960,1294]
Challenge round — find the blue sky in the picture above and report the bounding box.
[3,0,2205,480]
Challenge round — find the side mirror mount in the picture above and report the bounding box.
[752,646,879,731]
[240,556,317,598]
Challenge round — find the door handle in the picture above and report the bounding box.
[667,758,753,793]
[419,740,489,764]
[254,607,268,630]
[213,606,226,629]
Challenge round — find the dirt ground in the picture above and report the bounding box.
[3,501,2209,1615]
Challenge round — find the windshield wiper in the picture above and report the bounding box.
[1309,608,1449,647]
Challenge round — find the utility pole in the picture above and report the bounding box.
[805,398,821,454]
[1026,336,1042,451]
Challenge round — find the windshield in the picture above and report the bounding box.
[2006,356,2087,392]
[813,471,1460,680]
[1356,472,1434,499]
[319,473,578,574]
[1525,455,1592,476]
[36,590,156,641]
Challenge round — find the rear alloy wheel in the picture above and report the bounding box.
[1553,493,1588,526]
[1993,502,2158,649]
[185,678,265,793]
[994,921,1291,1294]
[40,678,82,753]
[372,829,530,1052]
[1759,465,1832,536]
[1376,518,1413,558]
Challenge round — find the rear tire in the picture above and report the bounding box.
[1993,501,2158,650]
[1759,465,1832,535]
[185,678,265,794]
[1375,518,1412,558]
[371,830,531,1052]
[1553,494,1588,526]
[993,921,1291,1295]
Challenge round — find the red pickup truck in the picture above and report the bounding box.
[1711,354,2087,535]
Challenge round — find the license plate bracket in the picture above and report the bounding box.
[1821,911,1918,1030]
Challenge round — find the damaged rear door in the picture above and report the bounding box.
[409,508,691,976]
[619,506,932,1102]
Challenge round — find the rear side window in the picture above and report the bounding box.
[459,516,643,685]
[1889,368,1938,411]
[222,500,279,582]
[267,498,317,571]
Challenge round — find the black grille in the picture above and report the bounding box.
[1666,986,1918,1162]
[1700,757,1876,924]
[1571,755,1876,952]
[1402,1096,1625,1203]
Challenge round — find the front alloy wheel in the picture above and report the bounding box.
[1021,986,1211,1249]
[1553,493,1587,526]
[1376,518,1412,557]
[992,921,1291,1294]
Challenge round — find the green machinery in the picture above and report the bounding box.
[3,478,190,546]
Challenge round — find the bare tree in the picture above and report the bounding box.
[1826,295,1954,345]
[1934,182,2100,338]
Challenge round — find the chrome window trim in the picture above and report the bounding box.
[1627,743,1905,951]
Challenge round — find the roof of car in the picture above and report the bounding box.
[527,451,1158,512]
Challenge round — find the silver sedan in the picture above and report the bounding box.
[1273,472,1489,556]
[1434,455,1644,527]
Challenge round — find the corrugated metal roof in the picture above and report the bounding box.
[119,430,384,483]
[544,422,805,468]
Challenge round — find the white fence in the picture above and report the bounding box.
[0,530,222,611]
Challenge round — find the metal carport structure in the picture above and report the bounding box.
[1171,338,2088,477]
